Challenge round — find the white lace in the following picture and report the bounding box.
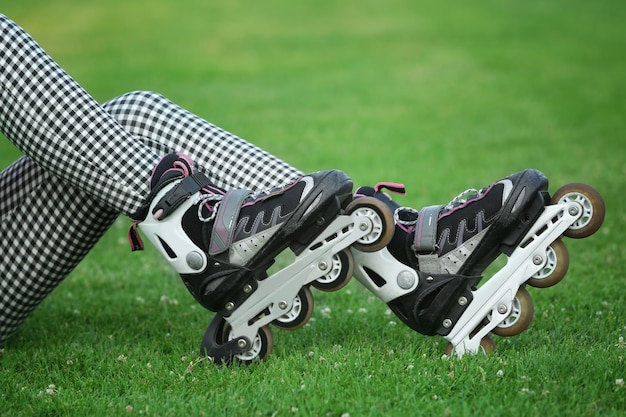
[394,206,419,226]
[443,188,483,211]
[196,194,223,222]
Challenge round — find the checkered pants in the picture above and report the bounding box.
[0,14,301,347]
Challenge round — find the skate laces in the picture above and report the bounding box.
[394,207,419,228]
[443,187,486,211]
[196,184,228,222]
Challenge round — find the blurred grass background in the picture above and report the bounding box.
[1,0,624,416]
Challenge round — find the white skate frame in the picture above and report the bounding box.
[222,210,378,346]
[447,200,583,356]
[352,200,586,357]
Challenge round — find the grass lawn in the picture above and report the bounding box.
[1,0,625,415]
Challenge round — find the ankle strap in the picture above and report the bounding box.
[413,205,444,274]
[413,205,443,253]
[209,189,252,256]
[154,172,212,220]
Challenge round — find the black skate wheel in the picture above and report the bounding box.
[272,286,314,330]
[312,248,354,292]
[527,239,570,288]
[491,286,534,337]
[550,183,605,239]
[345,196,395,252]
[214,319,274,365]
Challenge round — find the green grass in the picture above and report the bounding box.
[1,0,625,415]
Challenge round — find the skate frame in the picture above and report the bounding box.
[221,210,378,348]
[447,200,583,356]
[353,200,585,357]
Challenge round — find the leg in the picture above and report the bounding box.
[101,91,303,191]
[0,13,356,352]
[0,157,118,347]
[0,14,157,216]
[0,88,311,348]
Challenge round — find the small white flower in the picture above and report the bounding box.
[117,354,127,361]
[45,384,57,396]
[497,369,504,378]
[616,378,624,386]
[358,308,367,314]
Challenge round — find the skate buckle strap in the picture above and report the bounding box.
[154,172,212,220]
[209,189,252,256]
[128,222,144,251]
[414,205,444,274]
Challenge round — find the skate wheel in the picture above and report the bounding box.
[272,286,315,330]
[550,183,605,239]
[216,319,274,364]
[491,286,534,337]
[445,335,496,356]
[312,248,354,292]
[527,239,570,288]
[345,196,395,253]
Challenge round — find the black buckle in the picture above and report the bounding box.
[153,172,211,219]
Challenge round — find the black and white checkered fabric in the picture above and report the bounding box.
[0,14,302,347]
[0,14,156,216]
[0,158,119,346]
[102,91,302,191]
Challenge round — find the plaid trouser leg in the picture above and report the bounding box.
[0,157,119,347]
[0,14,158,216]
[0,93,304,347]
[102,91,303,191]
[0,15,304,347]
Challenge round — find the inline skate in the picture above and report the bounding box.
[130,153,395,364]
[351,169,605,356]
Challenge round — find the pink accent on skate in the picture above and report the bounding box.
[374,182,406,195]
[396,223,416,233]
[153,208,164,220]
[149,153,195,190]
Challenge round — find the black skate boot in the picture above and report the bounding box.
[352,169,550,336]
[130,153,355,314]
